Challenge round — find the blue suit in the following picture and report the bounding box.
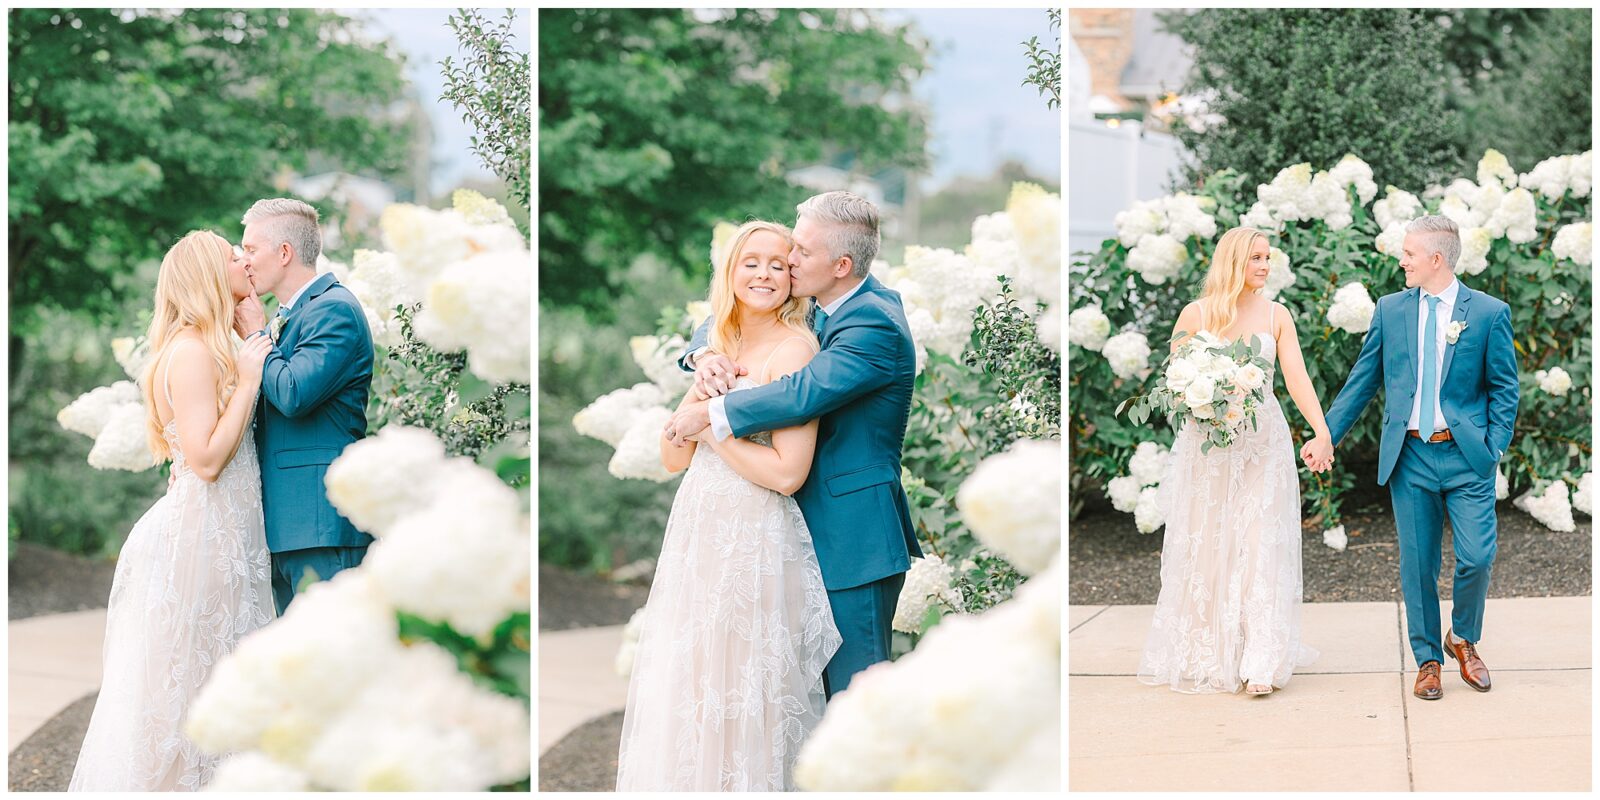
[256,272,376,614]
[1324,281,1519,665]
[682,275,922,695]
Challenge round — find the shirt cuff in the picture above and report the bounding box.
[709,395,733,441]
[685,346,710,370]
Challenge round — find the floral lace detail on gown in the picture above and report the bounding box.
[1137,332,1318,693]
[617,376,842,791]
[70,376,275,791]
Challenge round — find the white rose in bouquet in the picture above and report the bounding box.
[58,380,142,438]
[1183,375,1217,408]
[1234,363,1267,393]
[608,407,677,482]
[1456,227,1493,275]
[1164,356,1199,392]
[893,554,961,633]
[1067,305,1112,352]
[1535,367,1573,397]
[324,426,448,537]
[1102,331,1152,380]
[87,402,157,472]
[1327,282,1376,334]
[1134,486,1164,534]
[1127,233,1187,285]
[1106,475,1143,514]
[1552,222,1592,266]
[573,383,667,447]
[956,440,1061,575]
[1128,441,1171,487]
[1515,480,1575,533]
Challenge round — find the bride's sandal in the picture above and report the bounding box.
[1244,682,1274,696]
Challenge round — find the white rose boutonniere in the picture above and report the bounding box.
[1445,320,1467,345]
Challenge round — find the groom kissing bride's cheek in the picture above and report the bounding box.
[616,192,921,791]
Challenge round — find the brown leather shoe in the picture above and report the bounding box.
[1413,661,1442,700]
[1446,630,1492,692]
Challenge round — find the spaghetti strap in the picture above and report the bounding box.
[757,336,817,384]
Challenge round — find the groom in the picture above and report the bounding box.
[664,191,922,697]
[234,198,376,615]
[1319,215,1519,701]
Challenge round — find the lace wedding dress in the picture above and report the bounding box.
[1137,330,1318,693]
[70,365,275,791]
[617,376,842,791]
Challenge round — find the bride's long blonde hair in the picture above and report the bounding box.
[1197,226,1266,334]
[707,220,816,359]
[141,231,240,461]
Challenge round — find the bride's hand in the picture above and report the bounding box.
[236,334,272,388]
[1300,435,1334,473]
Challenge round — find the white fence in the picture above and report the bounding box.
[1068,118,1188,266]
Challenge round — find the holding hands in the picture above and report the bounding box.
[1300,433,1335,473]
[693,353,748,400]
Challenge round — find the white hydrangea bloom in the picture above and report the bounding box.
[1005,183,1062,305]
[572,383,667,447]
[1101,331,1152,380]
[343,249,413,350]
[324,426,448,537]
[1372,186,1422,231]
[608,406,676,482]
[1572,473,1593,516]
[956,440,1061,576]
[1515,480,1576,533]
[1126,233,1187,285]
[1113,203,1163,248]
[1375,222,1409,258]
[629,334,693,396]
[378,203,523,298]
[1257,163,1314,222]
[1476,148,1517,190]
[1128,441,1170,487]
[1037,304,1061,354]
[204,753,312,792]
[893,554,962,633]
[87,402,157,471]
[1535,367,1573,396]
[111,337,150,381]
[1456,227,1493,275]
[1519,152,1587,200]
[615,607,646,678]
[1160,193,1219,242]
[415,249,531,385]
[887,246,995,360]
[1552,222,1592,266]
[1106,475,1143,514]
[1238,200,1280,232]
[1487,187,1538,244]
[1262,247,1296,299]
[1327,282,1376,334]
[58,380,142,438]
[1067,305,1111,351]
[452,188,514,227]
[1322,525,1348,552]
[1134,486,1164,534]
[1572,150,1593,197]
[1329,154,1378,205]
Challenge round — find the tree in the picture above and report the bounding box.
[1453,9,1592,169]
[8,9,413,329]
[539,8,930,315]
[442,8,530,219]
[1161,8,1462,192]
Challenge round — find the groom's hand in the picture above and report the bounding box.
[664,400,712,447]
[693,354,747,400]
[1300,436,1335,473]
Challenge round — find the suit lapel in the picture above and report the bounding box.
[1439,282,1473,385]
[1400,287,1419,386]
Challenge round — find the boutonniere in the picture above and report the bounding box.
[1446,321,1467,344]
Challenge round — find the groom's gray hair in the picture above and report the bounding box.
[797,191,880,278]
[1406,215,1461,269]
[242,198,322,268]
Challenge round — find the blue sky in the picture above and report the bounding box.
[891,8,1061,191]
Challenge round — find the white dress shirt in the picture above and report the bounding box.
[1406,278,1459,433]
[706,278,867,441]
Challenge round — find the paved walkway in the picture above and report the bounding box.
[8,610,105,752]
[1070,596,1591,791]
[538,624,630,754]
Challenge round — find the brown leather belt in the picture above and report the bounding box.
[1407,428,1452,442]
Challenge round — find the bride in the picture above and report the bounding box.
[1136,226,1326,696]
[70,231,277,790]
[616,220,842,791]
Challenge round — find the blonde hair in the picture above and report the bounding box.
[707,220,816,358]
[142,231,241,461]
[1198,226,1267,335]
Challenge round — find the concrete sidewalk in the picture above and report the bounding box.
[9,610,106,752]
[538,624,630,754]
[1070,597,1591,791]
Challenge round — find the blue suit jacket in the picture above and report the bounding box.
[1324,281,1519,486]
[682,275,922,591]
[256,272,376,552]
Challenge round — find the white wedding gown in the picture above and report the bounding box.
[1137,331,1318,693]
[70,369,275,791]
[616,376,842,791]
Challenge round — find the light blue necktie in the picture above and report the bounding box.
[812,307,829,336]
[1419,294,1440,437]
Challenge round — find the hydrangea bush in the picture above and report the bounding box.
[575,183,1062,624]
[1070,149,1593,539]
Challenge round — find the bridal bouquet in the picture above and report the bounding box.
[1117,331,1273,452]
